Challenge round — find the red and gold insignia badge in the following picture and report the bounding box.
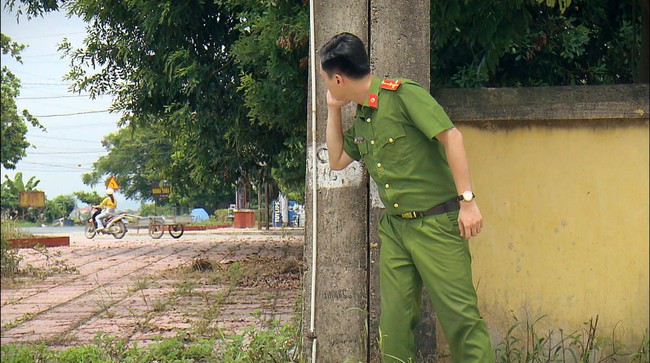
[380,79,402,91]
[368,93,378,108]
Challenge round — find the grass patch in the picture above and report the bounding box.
[1,319,304,362]
[1,218,30,278]
[495,314,650,363]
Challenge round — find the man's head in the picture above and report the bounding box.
[318,33,371,102]
[319,32,370,79]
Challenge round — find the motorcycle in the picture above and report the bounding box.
[85,207,128,239]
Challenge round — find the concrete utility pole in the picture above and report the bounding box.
[368,3,435,361]
[303,2,369,361]
[304,1,432,361]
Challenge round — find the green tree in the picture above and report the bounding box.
[81,125,235,209]
[73,190,102,206]
[44,194,76,222]
[7,0,310,202]
[1,33,44,169]
[2,172,41,196]
[431,0,647,87]
[56,0,274,204]
[6,0,646,207]
[230,0,309,202]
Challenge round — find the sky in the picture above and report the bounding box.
[1,7,139,210]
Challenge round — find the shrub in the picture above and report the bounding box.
[0,217,29,277]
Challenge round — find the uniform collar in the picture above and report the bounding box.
[361,75,381,109]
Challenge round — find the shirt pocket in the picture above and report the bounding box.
[377,123,408,164]
[378,123,407,147]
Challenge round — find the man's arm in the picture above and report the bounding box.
[436,127,483,240]
[325,90,354,170]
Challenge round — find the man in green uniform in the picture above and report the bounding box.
[319,33,493,362]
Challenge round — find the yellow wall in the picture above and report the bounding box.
[459,122,649,348]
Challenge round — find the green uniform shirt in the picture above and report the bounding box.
[342,75,457,215]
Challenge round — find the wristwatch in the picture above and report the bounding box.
[457,191,475,202]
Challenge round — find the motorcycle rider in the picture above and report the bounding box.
[93,188,117,232]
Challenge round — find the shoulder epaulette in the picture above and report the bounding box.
[380,79,402,91]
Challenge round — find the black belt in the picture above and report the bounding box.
[396,198,460,219]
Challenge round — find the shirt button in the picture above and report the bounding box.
[393,203,399,208]
[388,137,395,143]
[366,118,371,123]
[376,163,382,168]
[384,183,390,189]
[370,140,376,145]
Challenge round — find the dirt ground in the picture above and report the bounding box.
[1,227,304,349]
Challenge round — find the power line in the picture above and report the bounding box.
[29,135,100,144]
[20,53,62,58]
[30,150,106,155]
[8,31,86,41]
[32,145,105,151]
[11,69,63,82]
[49,124,117,131]
[17,95,92,100]
[20,161,93,171]
[34,110,111,117]
[22,82,72,86]
[12,168,90,173]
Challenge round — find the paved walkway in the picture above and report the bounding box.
[1,227,304,348]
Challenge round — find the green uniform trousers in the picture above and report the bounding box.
[378,209,493,363]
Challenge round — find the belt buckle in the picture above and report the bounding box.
[401,211,419,219]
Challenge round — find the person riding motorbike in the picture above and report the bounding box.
[93,188,117,232]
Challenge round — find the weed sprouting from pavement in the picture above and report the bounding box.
[130,278,150,293]
[494,314,650,362]
[174,280,196,295]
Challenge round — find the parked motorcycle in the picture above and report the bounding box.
[85,207,128,239]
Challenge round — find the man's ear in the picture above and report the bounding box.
[335,74,343,85]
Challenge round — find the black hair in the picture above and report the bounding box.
[319,32,370,79]
[109,194,115,204]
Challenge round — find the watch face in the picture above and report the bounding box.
[463,191,474,201]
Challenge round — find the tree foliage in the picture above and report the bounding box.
[44,194,76,221]
[2,172,41,194]
[431,0,646,87]
[4,0,645,207]
[73,190,102,206]
[230,0,308,202]
[81,124,235,209]
[1,33,44,169]
[46,0,307,204]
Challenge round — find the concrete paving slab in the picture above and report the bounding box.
[1,227,304,349]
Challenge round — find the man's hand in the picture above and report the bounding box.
[458,201,483,240]
[326,90,350,109]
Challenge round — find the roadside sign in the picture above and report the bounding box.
[152,182,171,199]
[18,191,45,208]
[106,176,120,190]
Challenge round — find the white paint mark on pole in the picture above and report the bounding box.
[306,143,365,189]
[369,177,385,208]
